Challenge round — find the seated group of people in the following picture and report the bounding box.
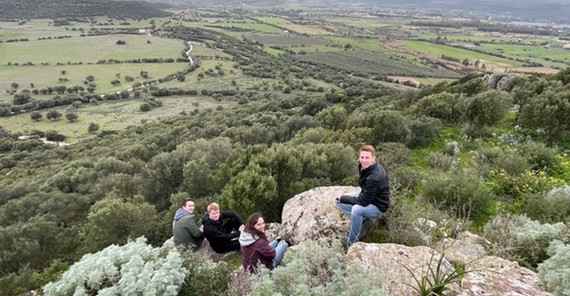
[173,201,289,273]
[173,144,391,273]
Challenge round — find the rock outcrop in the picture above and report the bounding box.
[280,186,359,244]
[279,186,553,296]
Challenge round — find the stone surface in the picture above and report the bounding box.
[345,242,552,296]
[457,256,553,296]
[346,243,458,296]
[280,186,359,245]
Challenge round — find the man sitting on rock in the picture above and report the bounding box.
[335,144,390,245]
[202,202,245,253]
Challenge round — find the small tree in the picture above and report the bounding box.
[140,71,148,79]
[177,74,185,82]
[46,110,62,121]
[65,113,78,122]
[140,103,151,112]
[88,122,100,133]
[30,111,42,121]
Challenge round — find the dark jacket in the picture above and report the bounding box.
[202,211,243,253]
[340,161,390,212]
[172,209,202,248]
[239,231,275,273]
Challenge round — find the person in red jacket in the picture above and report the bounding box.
[239,213,289,273]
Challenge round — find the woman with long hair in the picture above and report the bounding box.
[239,212,289,273]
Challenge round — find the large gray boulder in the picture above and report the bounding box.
[346,243,458,296]
[457,256,553,296]
[346,242,553,296]
[280,186,359,245]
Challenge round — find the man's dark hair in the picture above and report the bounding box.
[181,198,193,208]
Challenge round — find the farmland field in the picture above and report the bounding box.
[0,95,234,142]
[400,40,522,69]
[294,50,460,77]
[477,43,570,68]
[244,33,332,45]
[0,63,189,102]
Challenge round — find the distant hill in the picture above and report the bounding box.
[0,0,171,20]
[144,0,570,23]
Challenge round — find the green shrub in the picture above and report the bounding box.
[409,116,443,147]
[521,186,570,224]
[241,239,387,296]
[376,142,412,169]
[425,152,457,171]
[374,191,463,246]
[410,92,463,124]
[515,140,559,172]
[422,169,494,222]
[178,251,232,296]
[43,237,187,296]
[538,240,570,296]
[388,165,419,191]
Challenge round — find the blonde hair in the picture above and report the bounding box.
[207,202,220,212]
[359,144,376,157]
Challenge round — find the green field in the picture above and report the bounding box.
[252,16,292,25]
[0,34,183,65]
[0,63,189,102]
[477,43,570,68]
[0,95,234,142]
[401,40,521,69]
[295,49,459,78]
[324,16,409,28]
[245,33,332,45]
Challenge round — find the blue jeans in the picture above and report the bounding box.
[269,240,288,268]
[335,192,382,244]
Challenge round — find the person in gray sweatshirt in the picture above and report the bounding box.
[239,213,288,273]
[173,198,203,251]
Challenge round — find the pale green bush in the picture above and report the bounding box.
[538,240,570,296]
[483,214,530,258]
[244,239,388,296]
[510,220,568,268]
[425,152,457,171]
[483,215,569,268]
[43,237,187,296]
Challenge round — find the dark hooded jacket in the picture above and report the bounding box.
[340,161,390,212]
[202,211,243,253]
[239,231,275,273]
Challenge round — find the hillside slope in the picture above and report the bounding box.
[0,0,171,19]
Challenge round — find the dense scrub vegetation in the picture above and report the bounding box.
[1,6,570,294]
[1,67,570,295]
[0,0,170,19]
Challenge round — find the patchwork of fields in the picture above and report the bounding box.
[1,10,569,140]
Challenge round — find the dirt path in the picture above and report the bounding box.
[186,41,194,66]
